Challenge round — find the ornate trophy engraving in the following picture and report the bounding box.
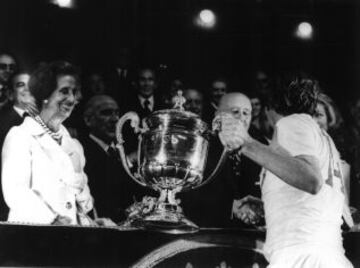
[116,91,227,233]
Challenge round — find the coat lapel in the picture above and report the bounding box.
[23,117,76,186]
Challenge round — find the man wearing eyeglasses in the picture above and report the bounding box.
[81,95,150,222]
[0,53,17,110]
[219,79,353,267]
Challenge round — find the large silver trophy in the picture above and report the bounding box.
[116,91,227,233]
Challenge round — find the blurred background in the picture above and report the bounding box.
[0,0,358,106]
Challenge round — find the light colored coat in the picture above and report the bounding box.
[2,117,93,225]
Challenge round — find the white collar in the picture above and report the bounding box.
[138,95,154,110]
[211,102,218,110]
[22,116,69,137]
[13,105,27,117]
[89,134,110,153]
[89,134,117,156]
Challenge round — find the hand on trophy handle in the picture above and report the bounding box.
[191,115,230,191]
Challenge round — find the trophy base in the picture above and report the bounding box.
[131,203,199,234]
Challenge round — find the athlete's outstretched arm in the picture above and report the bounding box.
[219,117,323,194]
[241,138,323,194]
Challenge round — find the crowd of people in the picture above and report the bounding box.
[0,51,359,266]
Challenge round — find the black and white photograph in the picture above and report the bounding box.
[0,0,359,267]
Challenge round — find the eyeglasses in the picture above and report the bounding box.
[99,108,120,117]
[0,63,16,71]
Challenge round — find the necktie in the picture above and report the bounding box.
[143,99,152,115]
[229,150,242,176]
[107,145,120,161]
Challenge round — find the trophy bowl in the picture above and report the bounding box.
[116,93,227,233]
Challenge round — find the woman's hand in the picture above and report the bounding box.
[232,195,264,225]
[95,218,117,227]
[52,215,72,225]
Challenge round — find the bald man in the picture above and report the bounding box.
[217,93,266,216]
[80,95,150,222]
[180,92,264,227]
[220,80,353,267]
[217,92,252,131]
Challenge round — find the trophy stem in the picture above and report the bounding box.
[134,189,199,234]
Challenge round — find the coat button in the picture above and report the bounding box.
[65,202,72,209]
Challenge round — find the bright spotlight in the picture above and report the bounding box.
[51,0,74,8]
[295,22,313,40]
[195,9,216,29]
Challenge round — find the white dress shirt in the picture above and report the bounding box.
[13,105,27,117]
[138,95,154,112]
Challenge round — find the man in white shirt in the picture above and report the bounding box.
[120,67,163,155]
[128,67,160,119]
[219,78,353,267]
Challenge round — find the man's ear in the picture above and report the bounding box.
[7,90,14,102]
[83,114,92,127]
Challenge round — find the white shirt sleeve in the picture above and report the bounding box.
[72,138,93,213]
[274,115,318,157]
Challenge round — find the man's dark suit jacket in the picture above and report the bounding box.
[179,127,267,228]
[0,105,24,220]
[120,93,165,154]
[120,93,164,120]
[81,135,153,223]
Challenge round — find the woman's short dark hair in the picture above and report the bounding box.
[29,61,81,110]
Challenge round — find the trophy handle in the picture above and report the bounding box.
[191,148,228,190]
[115,111,147,187]
[191,114,229,190]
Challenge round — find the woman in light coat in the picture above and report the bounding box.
[2,61,93,225]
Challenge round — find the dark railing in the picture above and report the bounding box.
[0,222,358,267]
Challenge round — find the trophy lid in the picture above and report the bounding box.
[144,91,209,137]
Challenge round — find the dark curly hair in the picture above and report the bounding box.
[28,61,81,111]
[271,76,320,116]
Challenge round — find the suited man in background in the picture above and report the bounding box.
[180,92,264,228]
[0,72,35,147]
[121,67,164,156]
[0,72,35,220]
[122,67,163,119]
[81,95,152,222]
[0,53,18,110]
[203,77,229,125]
